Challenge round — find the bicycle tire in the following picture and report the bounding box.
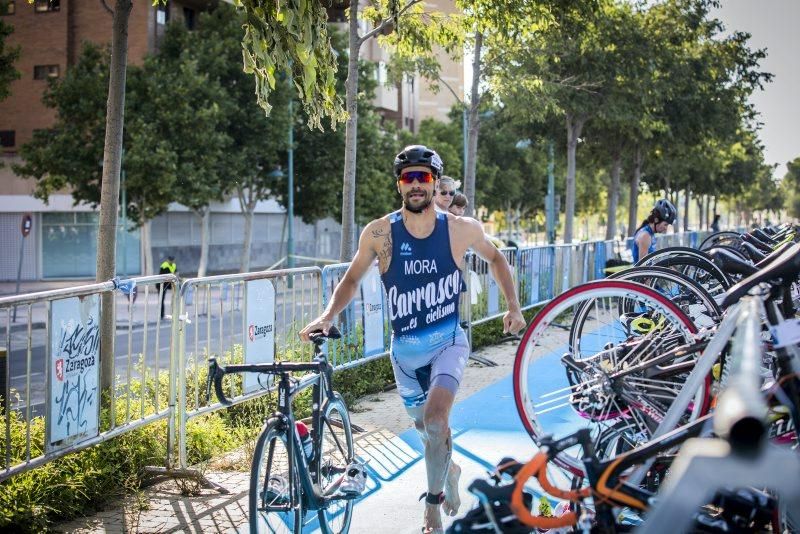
[317,392,355,534]
[638,248,731,300]
[513,280,703,476]
[607,265,722,328]
[700,231,743,251]
[250,418,304,534]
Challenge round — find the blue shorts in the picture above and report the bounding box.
[390,329,470,408]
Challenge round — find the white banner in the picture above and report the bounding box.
[244,279,276,393]
[362,265,385,357]
[48,295,101,451]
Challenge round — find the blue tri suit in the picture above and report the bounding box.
[380,210,469,408]
[631,224,656,263]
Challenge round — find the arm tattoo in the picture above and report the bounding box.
[373,227,392,273]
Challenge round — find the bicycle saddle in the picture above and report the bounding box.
[721,243,800,308]
[741,241,766,263]
[752,228,777,245]
[755,240,793,269]
[709,247,758,278]
[742,232,773,254]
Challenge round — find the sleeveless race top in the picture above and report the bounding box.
[380,210,463,358]
[631,224,656,263]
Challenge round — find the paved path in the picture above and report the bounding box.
[55,340,538,533]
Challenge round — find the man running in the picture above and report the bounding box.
[300,145,525,533]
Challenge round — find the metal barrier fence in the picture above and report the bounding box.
[0,274,179,482]
[174,267,322,471]
[0,229,715,481]
[320,264,392,371]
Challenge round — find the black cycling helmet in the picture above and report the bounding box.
[393,145,444,178]
[654,198,677,225]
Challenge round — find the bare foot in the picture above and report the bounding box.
[442,462,461,517]
[423,502,444,533]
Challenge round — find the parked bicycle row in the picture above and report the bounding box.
[451,223,800,532]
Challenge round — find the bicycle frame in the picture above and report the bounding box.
[209,352,354,515]
[266,363,351,514]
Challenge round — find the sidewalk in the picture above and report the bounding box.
[54,340,530,533]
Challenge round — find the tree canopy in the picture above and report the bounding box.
[0,16,19,102]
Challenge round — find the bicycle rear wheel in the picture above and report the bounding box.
[513,280,705,475]
[700,231,743,251]
[608,266,722,328]
[317,393,355,534]
[638,248,731,302]
[250,419,304,534]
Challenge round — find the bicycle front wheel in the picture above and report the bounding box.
[513,280,704,475]
[317,392,355,534]
[250,419,304,534]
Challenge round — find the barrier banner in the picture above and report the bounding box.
[361,266,385,357]
[244,279,276,393]
[48,295,101,451]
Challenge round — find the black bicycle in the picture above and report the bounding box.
[208,326,356,534]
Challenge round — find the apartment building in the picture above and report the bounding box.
[0,0,462,280]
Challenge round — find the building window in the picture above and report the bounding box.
[0,1,15,16]
[183,7,195,30]
[0,130,14,148]
[33,64,60,80]
[156,3,169,25]
[34,0,59,13]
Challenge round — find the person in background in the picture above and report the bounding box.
[434,176,461,212]
[159,256,177,318]
[449,192,468,217]
[711,213,721,233]
[631,199,677,263]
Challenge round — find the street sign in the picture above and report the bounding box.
[21,213,32,237]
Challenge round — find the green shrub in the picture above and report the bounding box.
[470,307,540,349]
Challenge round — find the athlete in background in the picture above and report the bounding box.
[631,199,677,263]
[300,145,525,533]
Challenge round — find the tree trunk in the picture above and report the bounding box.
[339,0,361,262]
[240,208,254,273]
[627,145,642,237]
[564,113,586,244]
[141,219,153,276]
[605,152,621,240]
[696,197,704,230]
[464,31,483,218]
[197,209,210,277]
[713,196,718,228]
[683,188,691,232]
[98,0,132,393]
[704,194,710,230]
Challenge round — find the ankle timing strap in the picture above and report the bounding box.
[419,491,445,505]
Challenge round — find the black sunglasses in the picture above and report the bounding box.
[438,191,456,196]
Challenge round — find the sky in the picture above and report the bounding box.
[712,0,799,178]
